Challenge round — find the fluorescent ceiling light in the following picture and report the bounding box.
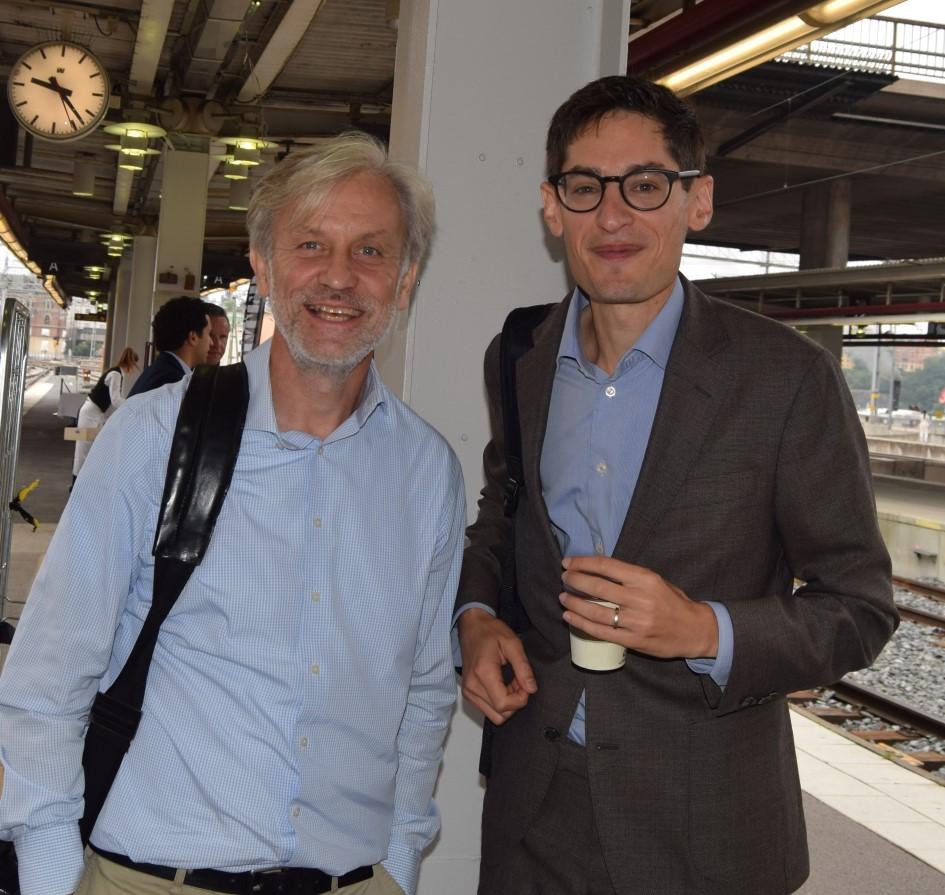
[657,0,905,95]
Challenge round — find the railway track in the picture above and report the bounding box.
[791,685,945,777]
[893,575,945,604]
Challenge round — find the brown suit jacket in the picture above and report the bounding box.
[457,277,898,894]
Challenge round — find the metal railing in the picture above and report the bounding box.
[0,298,30,623]
[780,16,945,83]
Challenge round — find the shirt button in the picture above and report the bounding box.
[314,517,322,528]
[317,446,324,456]
[604,385,617,398]
[595,462,608,475]
[292,806,300,818]
[594,542,604,555]
[310,663,320,675]
[300,736,309,749]
[311,591,320,603]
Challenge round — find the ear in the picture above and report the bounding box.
[687,175,714,233]
[395,261,420,311]
[250,247,271,296]
[540,181,564,238]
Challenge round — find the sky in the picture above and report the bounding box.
[893,0,945,25]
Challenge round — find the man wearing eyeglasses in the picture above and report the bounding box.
[456,76,896,894]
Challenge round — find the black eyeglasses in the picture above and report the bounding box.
[548,167,702,213]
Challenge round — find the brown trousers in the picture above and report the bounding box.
[478,740,616,895]
[77,851,405,895]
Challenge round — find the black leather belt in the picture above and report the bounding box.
[89,844,374,894]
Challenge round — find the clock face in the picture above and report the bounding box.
[7,41,110,142]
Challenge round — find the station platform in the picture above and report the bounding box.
[2,377,944,893]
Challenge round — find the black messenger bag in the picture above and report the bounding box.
[78,362,249,844]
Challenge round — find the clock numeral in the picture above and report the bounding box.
[21,62,32,70]
[39,48,46,60]
[30,115,38,126]
[12,81,24,87]
[91,92,103,97]
[79,54,87,64]
[15,101,27,108]
[85,109,95,118]
[51,121,56,133]
[89,72,102,79]
[60,45,66,57]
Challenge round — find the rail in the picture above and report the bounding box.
[780,16,945,84]
[0,298,30,626]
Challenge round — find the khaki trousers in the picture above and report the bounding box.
[77,850,405,895]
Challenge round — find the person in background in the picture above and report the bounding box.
[127,296,210,396]
[203,302,231,366]
[457,75,898,895]
[71,346,139,482]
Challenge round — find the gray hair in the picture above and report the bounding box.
[247,132,435,274]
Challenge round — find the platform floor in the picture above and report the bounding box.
[2,378,944,892]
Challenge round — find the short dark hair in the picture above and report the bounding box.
[202,301,227,319]
[545,75,705,178]
[152,296,209,353]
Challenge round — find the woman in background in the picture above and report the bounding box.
[71,346,139,482]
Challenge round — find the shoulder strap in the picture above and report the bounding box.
[109,362,249,704]
[80,362,249,844]
[499,304,553,516]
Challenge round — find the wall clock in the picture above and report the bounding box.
[7,40,110,141]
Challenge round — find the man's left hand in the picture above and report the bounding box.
[559,555,718,659]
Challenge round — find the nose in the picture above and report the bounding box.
[319,250,357,290]
[595,181,635,231]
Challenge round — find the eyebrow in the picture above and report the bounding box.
[563,161,671,175]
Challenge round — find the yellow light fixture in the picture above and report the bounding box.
[232,144,262,166]
[119,132,150,156]
[222,161,249,180]
[118,153,146,172]
[657,0,904,95]
[72,157,95,197]
[228,178,251,211]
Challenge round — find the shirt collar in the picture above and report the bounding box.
[242,339,388,442]
[556,277,685,377]
[168,351,191,374]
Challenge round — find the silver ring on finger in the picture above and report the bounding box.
[612,606,620,629]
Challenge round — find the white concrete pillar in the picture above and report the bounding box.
[153,148,209,310]
[109,255,133,363]
[380,3,630,892]
[126,235,157,369]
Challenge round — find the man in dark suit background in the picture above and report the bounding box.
[129,295,211,396]
[456,76,897,895]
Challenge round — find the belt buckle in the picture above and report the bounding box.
[251,867,312,895]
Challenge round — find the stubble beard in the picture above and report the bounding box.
[269,284,399,382]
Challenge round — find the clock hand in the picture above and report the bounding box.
[60,92,85,126]
[30,76,73,98]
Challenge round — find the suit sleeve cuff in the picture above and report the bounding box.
[15,823,85,895]
[685,601,734,688]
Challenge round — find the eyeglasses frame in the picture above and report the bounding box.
[547,167,703,213]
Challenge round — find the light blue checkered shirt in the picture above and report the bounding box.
[544,281,733,744]
[0,340,465,895]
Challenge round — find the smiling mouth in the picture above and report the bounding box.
[305,303,363,320]
[593,244,642,259]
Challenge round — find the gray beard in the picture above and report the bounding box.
[269,288,399,383]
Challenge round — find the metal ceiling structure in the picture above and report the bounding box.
[0,0,943,306]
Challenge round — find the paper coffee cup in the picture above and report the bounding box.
[569,599,626,671]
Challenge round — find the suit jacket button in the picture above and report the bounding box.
[543,726,560,742]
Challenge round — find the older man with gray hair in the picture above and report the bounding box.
[0,134,464,895]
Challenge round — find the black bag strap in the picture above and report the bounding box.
[499,304,553,518]
[479,304,552,779]
[106,362,249,707]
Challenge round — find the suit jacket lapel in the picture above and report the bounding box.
[516,296,571,562]
[613,280,731,559]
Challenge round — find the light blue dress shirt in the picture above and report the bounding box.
[0,340,465,895]
[543,281,733,745]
